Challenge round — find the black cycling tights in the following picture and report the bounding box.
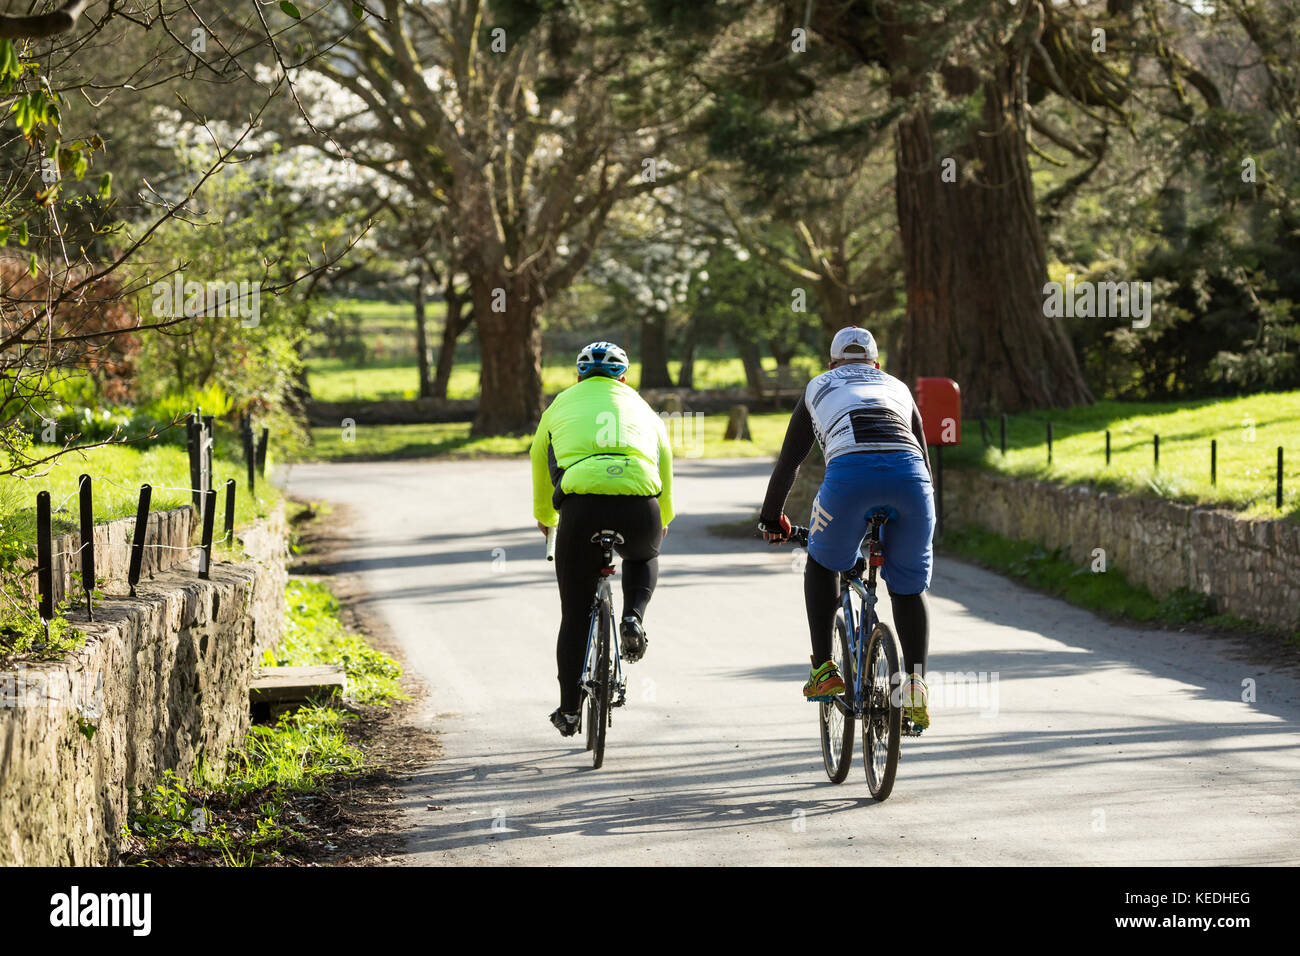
[553,494,662,713]
[804,555,929,676]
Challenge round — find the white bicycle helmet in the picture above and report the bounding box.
[576,341,629,379]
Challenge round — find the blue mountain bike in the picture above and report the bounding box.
[791,512,910,801]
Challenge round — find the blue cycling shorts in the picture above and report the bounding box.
[805,450,935,593]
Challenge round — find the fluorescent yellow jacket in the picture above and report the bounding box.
[530,375,675,528]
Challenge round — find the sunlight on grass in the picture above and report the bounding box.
[296,411,792,462]
[305,355,822,402]
[949,392,1300,520]
[1,444,281,536]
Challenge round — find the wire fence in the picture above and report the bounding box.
[18,408,269,639]
[974,413,1288,511]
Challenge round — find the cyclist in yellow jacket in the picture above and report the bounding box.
[530,342,675,736]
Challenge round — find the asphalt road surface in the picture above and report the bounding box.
[285,457,1300,866]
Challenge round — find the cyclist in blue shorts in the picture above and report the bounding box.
[758,327,936,730]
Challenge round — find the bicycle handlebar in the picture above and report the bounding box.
[785,525,810,546]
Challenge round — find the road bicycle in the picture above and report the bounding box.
[546,526,627,769]
[789,512,917,801]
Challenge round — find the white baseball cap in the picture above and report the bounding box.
[830,327,878,363]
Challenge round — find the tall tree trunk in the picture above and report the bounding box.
[432,278,469,401]
[639,311,674,388]
[678,315,698,389]
[894,75,1092,415]
[471,272,544,435]
[413,265,433,399]
[736,337,767,402]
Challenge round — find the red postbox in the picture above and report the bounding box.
[915,377,962,445]
[914,377,961,539]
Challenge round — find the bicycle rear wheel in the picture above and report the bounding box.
[583,611,598,752]
[590,601,613,769]
[819,608,855,783]
[861,621,902,801]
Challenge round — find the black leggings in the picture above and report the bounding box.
[805,556,929,676]
[553,494,662,712]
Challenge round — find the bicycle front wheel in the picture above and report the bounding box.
[590,602,613,769]
[861,621,902,801]
[819,608,855,783]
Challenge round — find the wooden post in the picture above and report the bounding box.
[1047,422,1053,464]
[1211,439,1216,486]
[1000,413,1006,456]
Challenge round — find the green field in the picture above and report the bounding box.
[0,443,281,537]
[297,412,792,462]
[948,392,1300,519]
[306,355,823,402]
[297,388,1300,522]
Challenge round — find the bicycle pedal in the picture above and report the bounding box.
[806,695,835,703]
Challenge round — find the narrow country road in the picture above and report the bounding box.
[285,458,1300,865]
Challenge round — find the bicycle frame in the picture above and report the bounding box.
[834,515,887,721]
[579,539,626,709]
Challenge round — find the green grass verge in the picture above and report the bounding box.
[949,392,1300,521]
[123,578,405,865]
[122,707,362,866]
[294,411,792,462]
[268,579,406,706]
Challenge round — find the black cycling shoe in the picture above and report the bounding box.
[549,708,580,737]
[620,616,647,663]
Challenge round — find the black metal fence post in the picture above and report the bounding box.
[224,479,236,548]
[202,413,214,485]
[1154,434,1160,470]
[199,488,217,580]
[128,484,151,597]
[1105,430,1111,466]
[36,491,53,634]
[256,427,269,477]
[1047,422,1053,464]
[78,474,95,621]
[1211,439,1217,486]
[243,419,256,494]
[1000,414,1007,456]
[1278,447,1284,510]
[186,412,201,511]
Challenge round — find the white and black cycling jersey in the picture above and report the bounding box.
[804,364,924,462]
[759,363,931,524]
